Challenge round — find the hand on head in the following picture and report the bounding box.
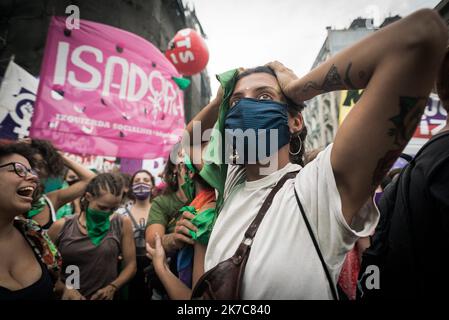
[265,61,301,104]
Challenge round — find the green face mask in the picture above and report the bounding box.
[181,173,195,203]
[85,206,113,246]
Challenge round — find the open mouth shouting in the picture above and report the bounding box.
[16,185,37,202]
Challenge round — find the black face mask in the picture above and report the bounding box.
[67,179,80,186]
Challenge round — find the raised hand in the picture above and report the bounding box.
[266,61,301,104]
[175,210,198,238]
[146,233,168,270]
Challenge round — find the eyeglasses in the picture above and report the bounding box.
[0,162,38,179]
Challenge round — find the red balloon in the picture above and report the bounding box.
[165,28,209,76]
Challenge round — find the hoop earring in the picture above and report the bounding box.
[289,134,303,156]
[229,149,240,163]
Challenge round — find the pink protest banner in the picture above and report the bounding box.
[31,16,185,159]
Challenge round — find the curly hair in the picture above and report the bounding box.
[80,173,124,213]
[30,139,64,178]
[234,66,308,166]
[0,142,36,167]
[0,142,41,207]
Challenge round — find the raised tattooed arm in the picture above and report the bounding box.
[271,9,448,225]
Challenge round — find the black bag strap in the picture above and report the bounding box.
[191,170,299,299]
[244,171,299,240]
[293,187,339,300]
[231,171,299,269]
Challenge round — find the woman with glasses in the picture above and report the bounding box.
[0,143,62,300]
[24,139,95,230]
[48,173,137,300]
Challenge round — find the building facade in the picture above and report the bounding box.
[303,20,376,150]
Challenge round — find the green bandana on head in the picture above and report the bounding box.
[85,207,113,246]
[201,68,240,212]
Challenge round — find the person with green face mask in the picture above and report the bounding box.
[145,144,201,300]
[47,173,137,300]
[145,139,218,299]
[146,145,197,255]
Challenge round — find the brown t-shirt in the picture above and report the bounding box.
[55,214,123,298]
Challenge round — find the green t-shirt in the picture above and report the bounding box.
[147,192,186,234]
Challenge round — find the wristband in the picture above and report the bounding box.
[109,283,118,290]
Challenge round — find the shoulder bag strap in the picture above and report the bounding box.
[243,171,298,241]
[293,187,339,300]
[232,171,299,263]
[125,206,140,229]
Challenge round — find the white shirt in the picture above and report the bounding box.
[204,144,379,299]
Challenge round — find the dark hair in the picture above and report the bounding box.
[234,66,308,166]
[161,143,182,194]
[0,142,36,167]
[128,169,155,201]
[0,142,41,207]
[437,47,449,112]
[304,148,323,165]
[119,173,132,189]
[30,139,64,177]
[80,173,124,212]
[235,66,277,82]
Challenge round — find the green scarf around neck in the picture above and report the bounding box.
[85,207,113,246]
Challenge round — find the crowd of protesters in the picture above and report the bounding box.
[1,9,449,300]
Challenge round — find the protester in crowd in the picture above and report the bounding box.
[146,145,194,252]
[145,144,196,299]
[48,173,136,300]
[0,143,62,300]
[146,148,216,299]
[358,45,449,299]
[117,169,155,300]
[118,173,132,206]
[55,169,83,219]
[175,9,447,299]
[23,139,95,230]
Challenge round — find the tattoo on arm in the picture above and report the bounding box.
[344,62,357,90]
[371,96,427,187]
[302,63,363,94]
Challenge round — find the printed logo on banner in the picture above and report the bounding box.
[31,17,185,159]
[0,61,39,140]
[0,87,35,139]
